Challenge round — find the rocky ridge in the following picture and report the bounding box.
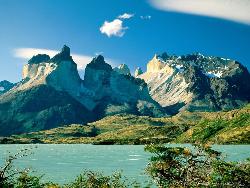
[138,53,250,113]
[0,46,166,135]
[0,45,249,136]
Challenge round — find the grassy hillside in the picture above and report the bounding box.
[2,104,249,144]
[175,104,250,144]
[2,114,189,144]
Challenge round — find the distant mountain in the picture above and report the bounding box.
[0,45,166,136]
[0,45,249,136]
[137,53,250,114]
[0,80,15,95]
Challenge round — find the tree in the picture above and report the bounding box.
[145,144,250,188]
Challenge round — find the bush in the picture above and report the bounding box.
[0,149,140,188]
[65,171,140,188]
[145,144,250,187]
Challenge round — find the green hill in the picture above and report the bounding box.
[2,104,249,144]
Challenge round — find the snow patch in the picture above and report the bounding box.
[221,57,231,61]
[205,71,223,78]
[0,87,5,91]
[175,65,184,72]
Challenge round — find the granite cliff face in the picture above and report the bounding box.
[83,55,166,118]
[138,53,250,113]
[0,46,95,135]
[0,46,166,135]
[0,45,249,136]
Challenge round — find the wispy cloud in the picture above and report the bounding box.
[140,15,152,20]
[100,19,127,37]
[13,48,116,70]
[118,13,134,19]
[149,0,250,25]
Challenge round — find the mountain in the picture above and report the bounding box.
[138,53,250,114]
[83,55,165,118]
[0,80,15,95]
[0,45,249,136]
[0,45,166,136]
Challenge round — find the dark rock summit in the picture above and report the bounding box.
[50,45,73,63]
[0,80,15,95]
[28,54,50,64]
[86,55,112,71]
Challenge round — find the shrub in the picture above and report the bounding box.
[145,144,250,187]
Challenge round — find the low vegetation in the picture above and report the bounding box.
[175,105,250,144]
[1,145,250,188]
[1,104,249,145]
[145,144,250,187]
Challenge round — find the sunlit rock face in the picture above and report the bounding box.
[2,47,167,124]
[139,55,192,113]
[20,46,84,100]
[0,46,96,135]
[139,53,250,113]
[147,54,165,73]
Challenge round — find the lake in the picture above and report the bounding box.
[0,144,250,185]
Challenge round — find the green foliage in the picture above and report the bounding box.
[65,171,140,188]
[176,112,250,144]
[2,104,250,145]
[15,172,45,188]
[145,144,250,187]
[210,160,250,187]
[0,149,141,188]
[0,148,33,187]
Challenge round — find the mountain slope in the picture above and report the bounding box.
[0,46,167,136]
[138,53,250,114]
[0,85,94,136]
[3,104,249,144]
[175,104,250,144]
[83,55,166,118]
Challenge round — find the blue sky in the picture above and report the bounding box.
[0,0,250,82]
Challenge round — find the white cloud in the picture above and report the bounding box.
[118,13,134,19]
[149,0,250,25]
[13,48,117,70]
[100,19,128,37]
[140,15,152,20]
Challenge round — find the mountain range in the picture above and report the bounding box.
[0,45,249,136]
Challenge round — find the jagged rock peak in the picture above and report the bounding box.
[113,64,130,75]
[147,54,166,73]
[157,52,169,61]
[28,54,50,64]
[134,67,143,77]
[50,45,73,63]
[86,55,112,71]
[0,80,14,94]
[61,45,70,56]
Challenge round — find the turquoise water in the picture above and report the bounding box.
[0,144,249,185]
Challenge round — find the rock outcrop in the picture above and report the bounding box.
[1,45,249,136]
[83,55,166,118]
[0,80,15,95]
[0,46,167,135]
[134,67,143,77]
[138,53,250,113]
[113,64,130,75]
